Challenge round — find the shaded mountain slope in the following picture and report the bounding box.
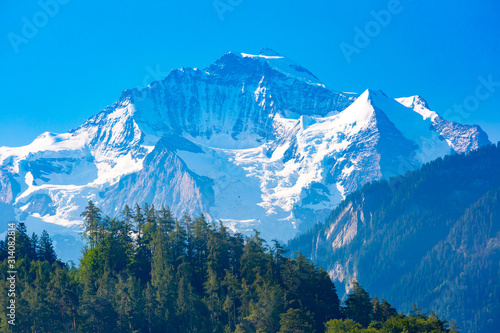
[288,143,500,333]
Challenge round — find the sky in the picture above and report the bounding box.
[0,0,499,146]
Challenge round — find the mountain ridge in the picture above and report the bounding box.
[0,49,491,261]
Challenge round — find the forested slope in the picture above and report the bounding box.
[288,143,500,333]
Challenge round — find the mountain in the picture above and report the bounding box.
[287,143,500,333]
[0,49,490,261]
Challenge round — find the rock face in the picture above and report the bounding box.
[0,49,490,261]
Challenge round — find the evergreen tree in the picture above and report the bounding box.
[80,200,102,248]
[222,269,239,331]
[371,297,397,323]
[343,281,372,327]
[279,308,316,333]
[133,203,145,239]
[246,278,283,332]
[30,232,39,261]
[192,213,209,293]
[204,265,223,328]
[0,239,6,261]
[240,230,266,283]
[312,268,342,331]
[176,261,198,332]
[157,205,175,233]
[38,230,57,264]
[151,223,176,331]
[16,222,33,259]
[121,204,134,238]
[130,204,152,283]
[171,219,187,269]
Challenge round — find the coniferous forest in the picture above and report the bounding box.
[288,143,500,333]
[0,202,456,332]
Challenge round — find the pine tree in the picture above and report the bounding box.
[104,216,133,273]
[143,203,158,245]
[312,267,342,331]
[157,205,175,233]
[130,204,152,283]
[0,239,7,261]
[371,297,397,323]
[247,278,283,332]
[151,223,176,331]
[121,204,134,238]
[204,265,223,327]
[343,281,372,327]
[240,230,266,283]
[133,203,145,240]
[38,230,57,264]
[176,261,197,332]
[192,213,209,293]
[45,265,76,331]
[30,232,39,261]
[16,222,33,259]
[80,200,102,248]
[222,269,239,331]
[278,308,316,333]
[171,219,187,269]
[143,282,157,332]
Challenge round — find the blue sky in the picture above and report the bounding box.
[1,0,499,146]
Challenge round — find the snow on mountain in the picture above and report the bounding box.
[396,95,490,153]
[0,49,491,261]
[241,48,325,87]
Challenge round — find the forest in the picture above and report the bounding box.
[0,202,456,332]
[288,143,500,333]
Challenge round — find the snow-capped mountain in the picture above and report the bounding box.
[0,49,490,261]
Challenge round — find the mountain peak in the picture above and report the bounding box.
[395,95,436,121]
[236,49,324,87]
[202,49,325,88]
[259,48,282,57]
[397,95,430,110]
[363,89,389,100]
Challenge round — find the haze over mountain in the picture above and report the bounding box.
[0,49,490,261]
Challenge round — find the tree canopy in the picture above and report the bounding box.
[0,204,456,332]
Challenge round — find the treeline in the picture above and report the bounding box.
[0,203,455,332]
